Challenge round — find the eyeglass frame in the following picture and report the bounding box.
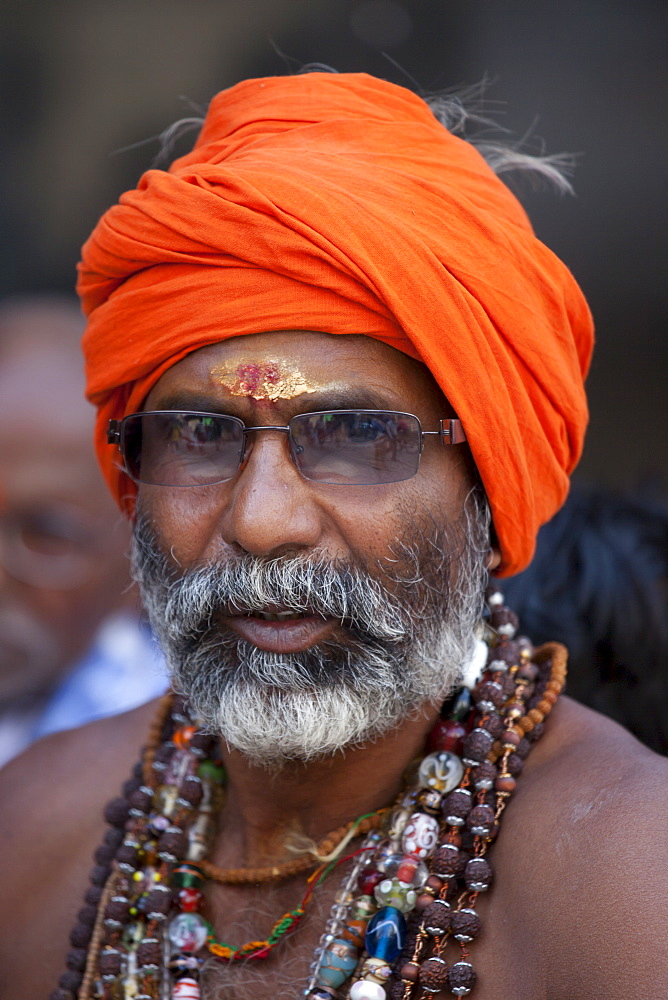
[107,409,467,487]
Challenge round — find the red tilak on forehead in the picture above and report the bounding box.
[234,362,279,395]
[209,359,321,401]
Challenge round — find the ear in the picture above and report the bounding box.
[486,546,502,571]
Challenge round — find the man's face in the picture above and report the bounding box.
[132,331,491,763]
[0,325,133,704]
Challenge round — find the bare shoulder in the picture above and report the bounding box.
[0,697,157,849]
[522,693,667,797]
[521,695,668,845]
[491,696,668,999]
[0,699,158,1000]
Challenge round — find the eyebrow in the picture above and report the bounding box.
[150,387,401,415]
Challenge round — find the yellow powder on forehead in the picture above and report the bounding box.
[210,360,320,401]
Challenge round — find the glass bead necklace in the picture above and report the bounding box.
[50,585,566,1000]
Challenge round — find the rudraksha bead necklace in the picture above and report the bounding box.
[51,586,566,1000]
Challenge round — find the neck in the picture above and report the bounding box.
[210,704,440,868]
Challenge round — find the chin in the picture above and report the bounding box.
[170,637,464,770]
[198,686,403,768]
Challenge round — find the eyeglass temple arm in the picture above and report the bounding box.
[422,419,467,445]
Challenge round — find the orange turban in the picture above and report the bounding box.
[78,72,593,576]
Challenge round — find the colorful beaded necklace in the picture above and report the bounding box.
[50,584,566,1000]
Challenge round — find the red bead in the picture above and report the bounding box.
[426,718,467,755]
[357,868,384,896]
[396,855,420,883]
[178,887,203,912]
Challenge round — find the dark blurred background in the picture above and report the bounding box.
[1,0,666,488]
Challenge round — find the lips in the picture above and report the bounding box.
[222,608,338,653]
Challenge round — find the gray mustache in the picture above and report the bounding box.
[150,554,408,643]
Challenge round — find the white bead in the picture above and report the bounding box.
[172,978,200,999]
[418,750,464,794]
[349,981,386,1000]
[401,811,439,858]
[462,638,488,689]
[167,912,208,952]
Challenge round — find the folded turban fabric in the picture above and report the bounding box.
[78,72,593,576]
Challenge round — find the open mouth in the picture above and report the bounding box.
[223,607,336,653]
[251,610,311,621]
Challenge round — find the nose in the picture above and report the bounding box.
[219,431,324,558]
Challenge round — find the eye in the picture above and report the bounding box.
[348,416,389,442]
[163,414,236,451]
[178,415,223,444]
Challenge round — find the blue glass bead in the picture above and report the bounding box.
[317,938,358,989]
[364,906,406,962]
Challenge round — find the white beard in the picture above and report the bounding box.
[187,623,483,766]
[131,494,490,767]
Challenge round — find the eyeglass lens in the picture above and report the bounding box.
[290,411,421,484]
[122,412,245,487]
[121,410,423,487]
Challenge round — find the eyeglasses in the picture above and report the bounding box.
[107,410,467,488]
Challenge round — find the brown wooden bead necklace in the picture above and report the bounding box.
[199,809,390,886]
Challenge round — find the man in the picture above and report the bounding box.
[1,72,666,1000]
[0,295,166,766]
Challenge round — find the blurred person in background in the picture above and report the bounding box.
[503,483,668,755]
[0,294,166,767]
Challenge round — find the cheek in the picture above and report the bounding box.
[414,447,477,515]
[337,455,476,560]
[136,485,229,565]
[319,486,422,564]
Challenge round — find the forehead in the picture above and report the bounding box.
[146,331,450,418]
